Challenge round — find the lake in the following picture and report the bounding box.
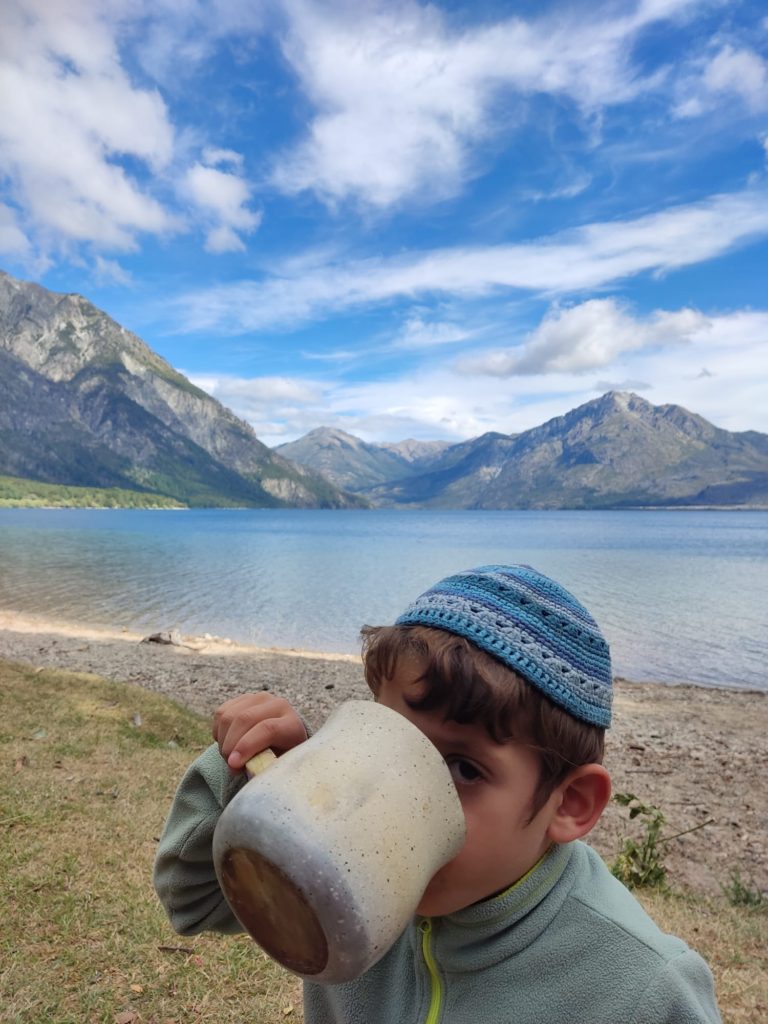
[0,508,766,691]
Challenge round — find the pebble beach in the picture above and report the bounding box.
[1,610,765,897]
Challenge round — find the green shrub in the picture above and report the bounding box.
[611,792,668,890]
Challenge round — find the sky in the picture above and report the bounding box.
[1,0,767,445]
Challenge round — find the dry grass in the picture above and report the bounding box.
[638,889,767,1023]
[1,658,765,1023]
[0,660,302,1024]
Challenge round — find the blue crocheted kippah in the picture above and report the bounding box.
[395,565,612,727]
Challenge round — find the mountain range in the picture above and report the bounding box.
[0,271,359,508]
[276,394,768,509]
[2,269,766,510]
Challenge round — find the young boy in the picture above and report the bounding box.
[154,564,721,1023]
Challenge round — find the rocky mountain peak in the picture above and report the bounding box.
[305,427,366,450]
[379,438,452,463]
[0,271,163,385]
[0,270,362,509]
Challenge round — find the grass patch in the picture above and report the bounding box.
[0,474,184,509]
[0,659,302,1024]
[637,889,767,1023]
[722,871,766,910]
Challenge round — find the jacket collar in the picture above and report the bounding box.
[420,842,579,971]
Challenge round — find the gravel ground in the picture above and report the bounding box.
[1,619,765,897]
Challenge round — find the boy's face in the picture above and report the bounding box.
[377,658,559,917]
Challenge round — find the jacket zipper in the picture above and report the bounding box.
[419,918,442,1024]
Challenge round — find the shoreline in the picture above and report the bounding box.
[2,608,764,693]
[0,609,360,663]
[1,612,766,897]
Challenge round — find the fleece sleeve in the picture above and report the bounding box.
[629,948,722,1024]
[153,742,247,935]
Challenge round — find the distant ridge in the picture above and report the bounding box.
[0,271,362,508]
[275,427,450,491]
[277,393,768,509]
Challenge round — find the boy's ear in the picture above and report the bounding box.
[545,764,612,844]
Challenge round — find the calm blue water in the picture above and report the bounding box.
[0,509,766,691]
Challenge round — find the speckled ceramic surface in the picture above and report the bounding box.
[213,700,466,983]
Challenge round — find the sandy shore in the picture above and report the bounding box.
[1,612,765,897]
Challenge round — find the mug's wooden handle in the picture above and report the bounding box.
[245,748,278,779]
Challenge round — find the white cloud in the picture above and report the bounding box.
[3,0,761,264]
[674,44,768,118]
[184,165,257,223]
[0,1,267,260]
[459,299,709,376]
[0,0,182,253]
[188,372,327,443]
[202,147,245,169]
[0,0,179,252]
[203,226,244,254]
[597,309,768,433]
[524,174,593,203]
[594,378,652,392]
[391,313,476,350]
[93,255,133,285]
[271,0,691,208]
[301,347,365,363]
[182,159,261,252]
[190,307,768,444]
[704,45,768,107]
[131,0,266,85]
[192,374,320,403]
[174,187,768,333]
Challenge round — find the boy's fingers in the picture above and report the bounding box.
[227,715,307,770]
[212,691,274,742]
[211,692,308,771]
[212,693,281,749]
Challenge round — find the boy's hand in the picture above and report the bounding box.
[212,692,308,773]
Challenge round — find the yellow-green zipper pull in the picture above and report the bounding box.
[419,919,443,1024]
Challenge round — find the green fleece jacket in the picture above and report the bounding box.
[154,744,721,1024]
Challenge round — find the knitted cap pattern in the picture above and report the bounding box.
[395,565,612,727]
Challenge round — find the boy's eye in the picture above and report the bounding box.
[446,757,482,785]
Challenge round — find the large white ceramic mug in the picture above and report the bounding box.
[212,700,466,984]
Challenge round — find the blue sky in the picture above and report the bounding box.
[1,0,767,443]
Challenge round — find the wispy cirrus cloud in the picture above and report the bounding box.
[172,187,768,333]
[390,313,477,350]
[271,0,701,208]
[93,255,134,286]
